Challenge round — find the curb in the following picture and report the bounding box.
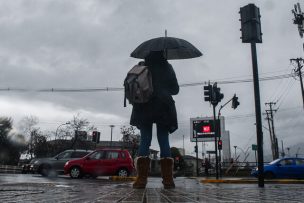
[200,179,304,184]
[109,176,136,181]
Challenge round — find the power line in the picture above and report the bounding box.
[0,73,300,93]
[276,80,296,110]
[267,68,293,103]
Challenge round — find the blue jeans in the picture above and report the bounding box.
[138,123,171,158]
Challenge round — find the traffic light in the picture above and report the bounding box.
[232,94,240,109]
[97,131,100,143]
[92,131,100,143]
[92,131,97,142]
[194,146,198,153]
[175,156,180,164]
[239,4,262,43]
[204,85,213,102]
[218,140,223,150]
[211,83,224,106]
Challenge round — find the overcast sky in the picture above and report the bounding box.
[0,0,303,160]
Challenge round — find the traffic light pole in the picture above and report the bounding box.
[240,3,264,187]
[213,104,219,180]
[217,96,233,178]
[251,42,264,187]
[195,135,199,177]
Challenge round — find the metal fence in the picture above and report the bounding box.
[0,165,22,174]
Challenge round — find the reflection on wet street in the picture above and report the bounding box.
[1,174,304,202]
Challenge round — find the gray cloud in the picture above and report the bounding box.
[0,0,303,158]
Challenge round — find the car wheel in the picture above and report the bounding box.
[264,171,275,179]
[117,168,129,177]
[40,165,51,177]
[70,166,82,179]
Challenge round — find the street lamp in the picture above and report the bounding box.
[109,125,115,147]
[55,122,71,140]
[287,147,290,157]
[233,146,237,160]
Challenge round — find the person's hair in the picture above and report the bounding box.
[145,51,167,65]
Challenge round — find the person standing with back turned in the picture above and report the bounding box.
[131,51,179,189]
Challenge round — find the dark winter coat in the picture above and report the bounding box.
[130,59,179,134]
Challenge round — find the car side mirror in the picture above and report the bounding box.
[277,163,281,167]
[85,157,90,160]
[55,156,59,160]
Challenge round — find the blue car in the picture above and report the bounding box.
[251,157,304,179]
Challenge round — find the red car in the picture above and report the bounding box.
[64,148,134,178]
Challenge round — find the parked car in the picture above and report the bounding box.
[32,149,93,177]
[21,158,37,174]
[251,157,304,179]
[64,148,134,178]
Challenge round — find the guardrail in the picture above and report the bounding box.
[0,165,22,174]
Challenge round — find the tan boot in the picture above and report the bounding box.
[133,156,150,189]
[160,158,175,189]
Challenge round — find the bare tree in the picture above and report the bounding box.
[120,126,140,158]
[18,115,39,159]
[67,114,96,149]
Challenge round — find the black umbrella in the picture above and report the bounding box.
[130,36,202,60]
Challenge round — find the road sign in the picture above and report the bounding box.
[190,117,221,142]
[252,144,258,151]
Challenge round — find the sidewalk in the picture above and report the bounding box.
[1,174,304,202]
[110,175,304,184]
[199,176,304,184]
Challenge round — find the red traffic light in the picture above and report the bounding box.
[92,131,100,143]
[218,140,223,150]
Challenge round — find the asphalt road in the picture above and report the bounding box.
[0,174,304,202]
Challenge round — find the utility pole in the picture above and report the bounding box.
[265,102,279,159]
[264,111,275,159]
[290,58,304,109]
[291,3,304,109]
[281,140,285,158]
[233,146,237,160]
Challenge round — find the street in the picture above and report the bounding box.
[0,174,304,202]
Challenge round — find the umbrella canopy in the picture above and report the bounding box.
[130,37,202,60]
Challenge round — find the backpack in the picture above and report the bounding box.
[124,64,153,107]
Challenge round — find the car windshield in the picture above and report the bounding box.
[29,159,36,164]
[269,159,280,165]
[56,151,72,159]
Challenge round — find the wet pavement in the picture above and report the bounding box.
[0,174,304,202]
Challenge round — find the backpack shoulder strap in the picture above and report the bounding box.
[124,89,127,107]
